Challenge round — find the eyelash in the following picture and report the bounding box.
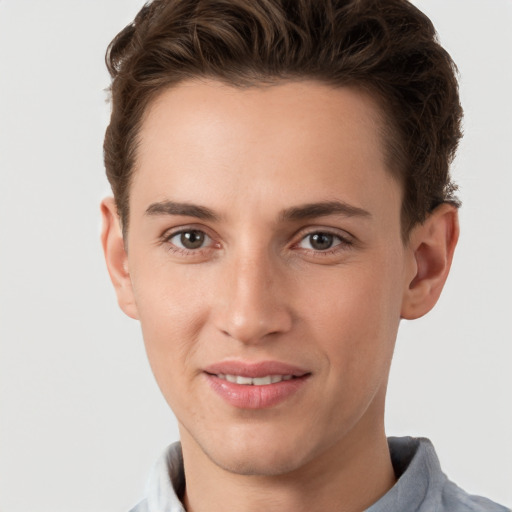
[293,229,354,258]
[160,227,354,258]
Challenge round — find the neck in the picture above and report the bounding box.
[180,414,395,512]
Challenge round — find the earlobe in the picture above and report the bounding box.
[100,197,139,320]
[401,203,459,320]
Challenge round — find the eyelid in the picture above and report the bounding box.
[294,226,355,244]
[161,223,213,239]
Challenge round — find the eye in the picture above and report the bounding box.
[297,232,345,251]
[167,229,212,250]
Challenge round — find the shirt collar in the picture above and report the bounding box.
[366,437,447,511]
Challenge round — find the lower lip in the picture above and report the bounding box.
[205,374,309,409]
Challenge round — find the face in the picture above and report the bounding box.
[118,80,416,476]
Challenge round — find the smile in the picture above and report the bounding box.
[215,374,294,385]
[203,360,310,408]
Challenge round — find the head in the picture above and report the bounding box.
[101,0,461,479]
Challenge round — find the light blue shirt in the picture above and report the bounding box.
[130,437,510,512]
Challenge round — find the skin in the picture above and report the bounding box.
[101,80,458,512]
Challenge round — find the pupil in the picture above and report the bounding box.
[310,233,333,250]
[181,230,204,249]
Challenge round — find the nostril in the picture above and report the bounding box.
[214,298,293,344]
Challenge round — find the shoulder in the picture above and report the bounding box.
[373,437,510,512]
[440,480,510,512]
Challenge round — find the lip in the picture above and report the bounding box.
[203,360,310,378]
[203,360,311,409]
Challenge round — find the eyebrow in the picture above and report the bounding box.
[144,199,371,222]
[145,201,219,221]
[279,200,371,221]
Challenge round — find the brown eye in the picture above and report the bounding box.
[298,232,346,251]
[169,230,210,250]
[309,233,334,250]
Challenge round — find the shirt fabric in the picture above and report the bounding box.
[129,437,510,512]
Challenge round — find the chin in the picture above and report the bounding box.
[197,427,321,477]
[208,446,309,477]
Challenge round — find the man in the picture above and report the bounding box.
[100,0,509,511]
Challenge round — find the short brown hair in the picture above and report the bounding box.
[104,0,463,237]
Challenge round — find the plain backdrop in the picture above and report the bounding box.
[0,1,511,511]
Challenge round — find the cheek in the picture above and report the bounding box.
[132,253,210,328]
[303,256,404,380]
[130,262,211,400]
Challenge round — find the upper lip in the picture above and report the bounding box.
[203,360,310,378]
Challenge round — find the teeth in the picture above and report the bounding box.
[217,374,294,385]
[252,376,272,385]
[237,376,253,385]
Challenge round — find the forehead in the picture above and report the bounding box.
[131,79,400,226]
[137,79,387,171]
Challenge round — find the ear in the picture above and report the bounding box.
[100,197,139,320]
[401,203,459,320]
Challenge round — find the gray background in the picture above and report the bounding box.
[1,1,511,510]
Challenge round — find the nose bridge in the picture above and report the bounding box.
[216,242,292,343]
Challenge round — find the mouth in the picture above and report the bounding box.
[212,374,296,385]
[203,360,310,379]
[203,361,311,409]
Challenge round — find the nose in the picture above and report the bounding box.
[213,249,293,344]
